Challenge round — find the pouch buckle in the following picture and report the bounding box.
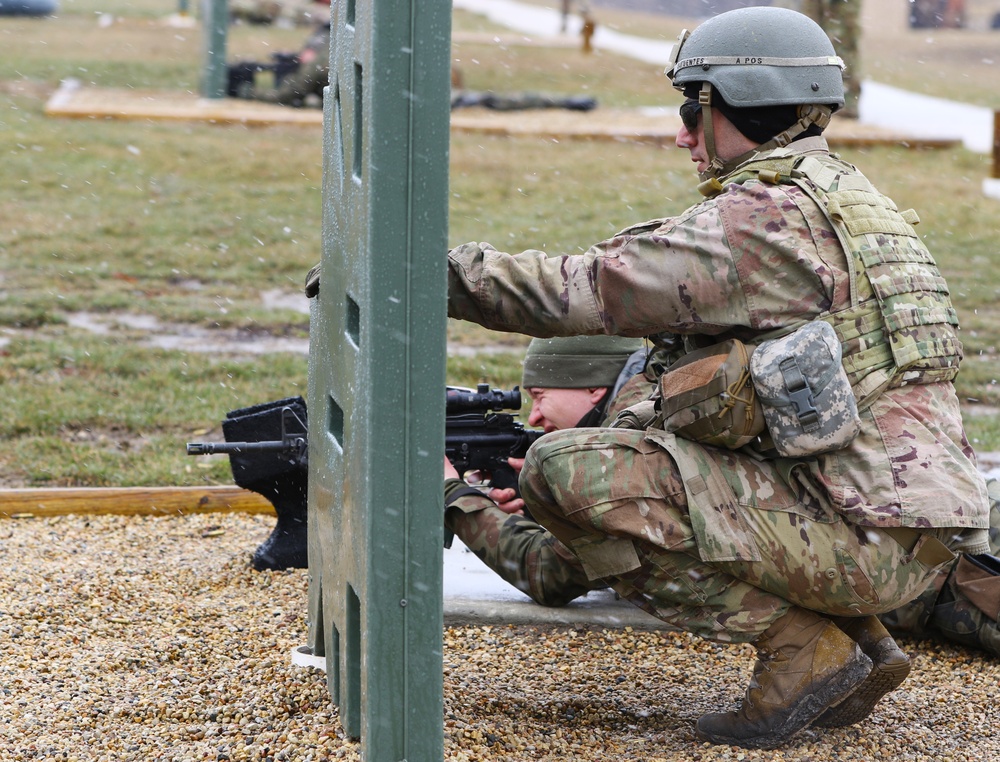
[779,357,819,430]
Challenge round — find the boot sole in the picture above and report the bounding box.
[812,653,911,728]
[695,653,873,749]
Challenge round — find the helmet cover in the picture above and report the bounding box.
[666,7,845,110]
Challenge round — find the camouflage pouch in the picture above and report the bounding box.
[951,553,1000,623]
[931,552,1000,655]
[658,339,764,449]
[609,399,660,431]
[750,321,861,458]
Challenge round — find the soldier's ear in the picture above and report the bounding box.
[589,387,610,405]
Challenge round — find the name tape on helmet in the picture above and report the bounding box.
[673,55,845,72]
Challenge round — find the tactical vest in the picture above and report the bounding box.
[721,148,963,411]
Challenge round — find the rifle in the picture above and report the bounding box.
[445,384,544,493]
[187,386,539,475]
[186,401,307,462]
[226,52,302,98]
[187,397,310,572]
[186,386,542,569]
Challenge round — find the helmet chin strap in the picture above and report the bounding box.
[697,84,726,186]
[696,82,835,197]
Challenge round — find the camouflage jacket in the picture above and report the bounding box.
[448,137,989,541]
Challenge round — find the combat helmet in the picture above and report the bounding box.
[664,7,845,189]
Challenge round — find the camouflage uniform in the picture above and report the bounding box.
[241,23,330,108]
[446,371,653,605]
[446,135,990,645]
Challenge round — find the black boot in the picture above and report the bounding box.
[222,397,309,571]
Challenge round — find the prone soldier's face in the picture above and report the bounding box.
[525,386,609,433]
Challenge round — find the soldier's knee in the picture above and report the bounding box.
[520,427,659,516]
[528,427,647,465]
[519,429,589,515]
[523,428,580,470]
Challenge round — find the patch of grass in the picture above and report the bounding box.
[859,0,1000,108]
[453,41,680,110]
[965,413,1000,454]
[0,335,309,486]
[0,86,322,332]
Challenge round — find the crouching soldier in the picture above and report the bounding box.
[444,7,991,749]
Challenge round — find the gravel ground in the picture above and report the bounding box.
[3,513,998,761]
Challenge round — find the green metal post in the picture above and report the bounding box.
[200,0,228,99]
[306,1,451,759]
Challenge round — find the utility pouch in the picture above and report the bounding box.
[951,553,1000,623]
[750,321,861,458]
[609,399,661,431]
[658,339,764,449]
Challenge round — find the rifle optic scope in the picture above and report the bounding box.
[445,384,522,414]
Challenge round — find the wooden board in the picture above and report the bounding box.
[0,486,274,518]
[45,79,960,149]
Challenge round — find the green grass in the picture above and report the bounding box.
[0,1,998,488]
[0,334,309,486]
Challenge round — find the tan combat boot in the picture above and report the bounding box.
[812,615,910,728]
[695,607,872,749]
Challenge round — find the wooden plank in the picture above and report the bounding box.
[44,81,961,150]
[44,79,322,127]
[449,107,962,150]
[0,486,274,518]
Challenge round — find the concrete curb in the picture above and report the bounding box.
[444,593,668,630]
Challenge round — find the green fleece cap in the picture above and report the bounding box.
[522,335,644,389]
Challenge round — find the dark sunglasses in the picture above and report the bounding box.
[679,98,702,132]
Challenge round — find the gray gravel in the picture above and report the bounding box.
[3,512,997,761]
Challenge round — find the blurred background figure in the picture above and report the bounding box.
[227,21,330,108]
[229,0,331,27]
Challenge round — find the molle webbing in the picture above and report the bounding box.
[725,152,962,408]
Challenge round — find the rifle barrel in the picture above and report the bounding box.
[186,440,302,455]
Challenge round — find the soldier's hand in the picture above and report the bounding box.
[446,455,526,514]
[489,456,525,514]
[487,487,525,515]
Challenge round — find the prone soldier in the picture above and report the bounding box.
[228,34,597,112]
[227,22,330,108]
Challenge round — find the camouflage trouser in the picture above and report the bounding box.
[519,427,956,644]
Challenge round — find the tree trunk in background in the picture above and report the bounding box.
[800,0,861,118]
